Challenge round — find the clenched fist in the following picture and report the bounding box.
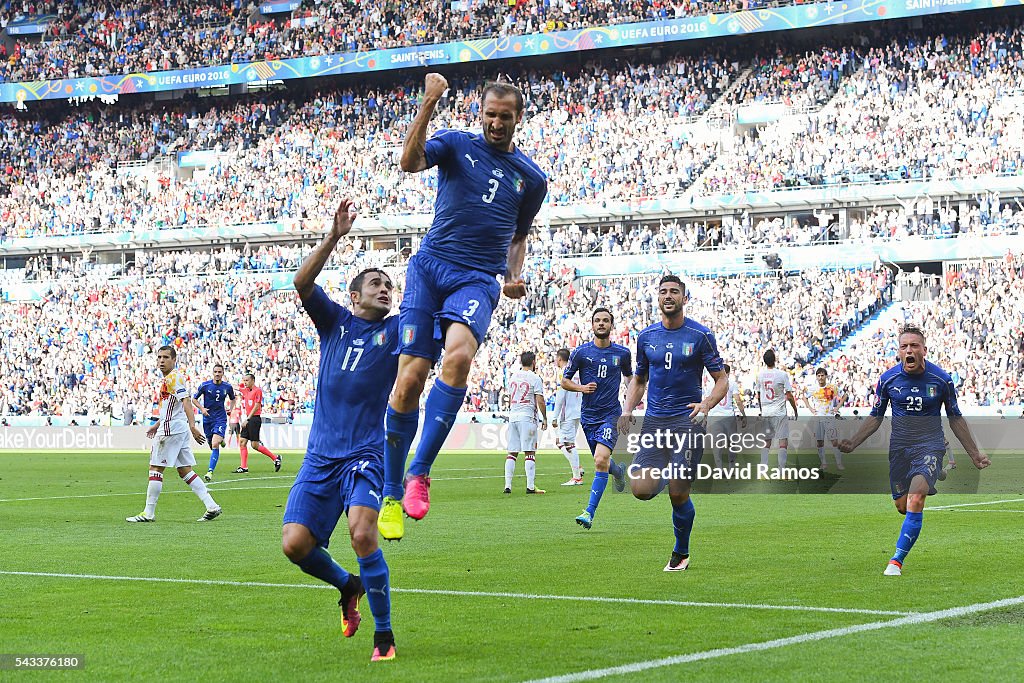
[425,73,449,100]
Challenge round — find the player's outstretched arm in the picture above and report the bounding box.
[401,73,448,173]
[948,416,991,469]
[836,416,883,453]
[619,374,648,434]
[294,199,357,299]
[503,233,529,299]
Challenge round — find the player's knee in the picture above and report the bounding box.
[669,492,690,507]
[282,526,315,563]
[393,369,427,406]
[630,479,656,501]
[349,524,378,556]
[440,345,474,383]
[907,493,927,512]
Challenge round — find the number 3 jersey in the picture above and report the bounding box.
[421,129,548,276]
[870,360,962,452]
[301,285,400,461]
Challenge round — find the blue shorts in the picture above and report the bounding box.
[632,415,704,477]
[203,419,227,441]
[399,251,501,362]
[582,417,619,455]
[283,455,384,548]
[889,446,942,500]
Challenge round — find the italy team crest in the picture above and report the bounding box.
[681,342,695,356]
[402,325,416,344]
[513,174,524,194]
[373,331,387,346]
[927,385,939,398]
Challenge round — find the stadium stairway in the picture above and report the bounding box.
[817,299,905,365]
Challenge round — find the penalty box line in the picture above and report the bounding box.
[525,593,1024,683]
[0,570,912,617]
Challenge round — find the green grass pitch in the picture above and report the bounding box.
[1,450,1022,681]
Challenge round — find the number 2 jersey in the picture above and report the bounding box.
[870,360,962,452]
[301,285,400,461]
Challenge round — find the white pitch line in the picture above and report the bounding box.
[926,498,1024,510]
[0,475,517,504]
[0,483,296,505]
[209,475,292,486]
[948,509,1024,513]
[525,594,1024,683]
[0,571,913,616]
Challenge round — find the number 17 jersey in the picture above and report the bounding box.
[301,285,400,461]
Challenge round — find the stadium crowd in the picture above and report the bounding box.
[4,20,1024,244]
[0,242,898,420]
[696,26,1024,193]
[0,52,737,242]
[2,0,777,83]
[4,237,1021,420]
[828,253,1024,408]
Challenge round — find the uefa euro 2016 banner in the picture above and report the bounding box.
[1,0,1011,104]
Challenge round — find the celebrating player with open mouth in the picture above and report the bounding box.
[838,325,990,576]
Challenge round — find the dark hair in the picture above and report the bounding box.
[214,363,224,371]
[899,324,926,343]
[349,268,391,293]
[658,274,686,295]
[520,351,536,367]
[815,367,828,376]
[482,80,524,113]
[763,349,776,367]
[592,307,614,324]
[157,345,176,359]
[244,372,255,381]
[723,363,731,374]
[556,348,570,362]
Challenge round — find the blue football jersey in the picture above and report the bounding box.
[301,285,400,461]
[564,341,633,423]
[870,360,962,451]
[420,129,548,276]
[193,380,235,421]
[635,320,724,418]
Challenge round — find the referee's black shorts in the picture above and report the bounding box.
[240,415,262,442]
